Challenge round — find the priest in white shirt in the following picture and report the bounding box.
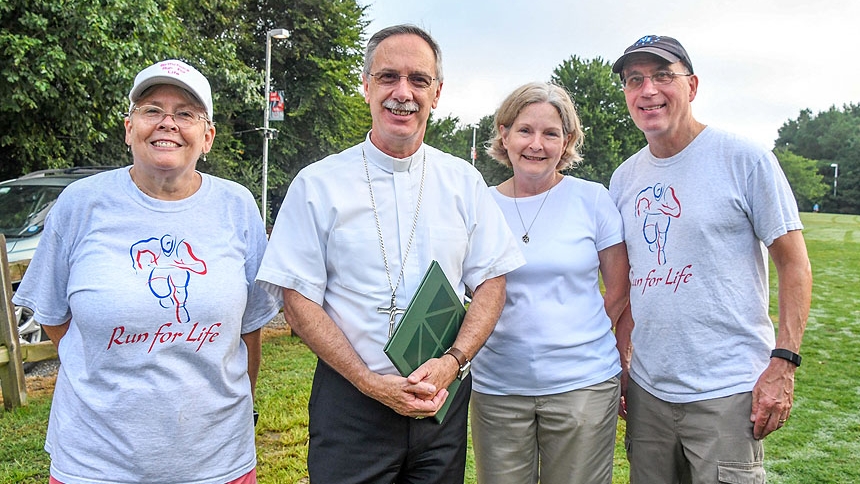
[256,24,524,483]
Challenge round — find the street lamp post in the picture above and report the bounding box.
[470,125,477,166]
[831,163,839,197]
[261,28,290,225]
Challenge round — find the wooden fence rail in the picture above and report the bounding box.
[0,234,58,410]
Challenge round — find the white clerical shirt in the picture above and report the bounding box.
[257,134,524,374]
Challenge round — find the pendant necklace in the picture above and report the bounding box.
[363,147,427,337]
[512,176,554,244]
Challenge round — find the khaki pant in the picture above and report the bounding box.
[471,377,619,484]
[626,380,766,484]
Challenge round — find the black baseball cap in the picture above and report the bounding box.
[612,35,694,74]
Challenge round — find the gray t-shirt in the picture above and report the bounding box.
[13,167,279,483]
[609,127,802,403]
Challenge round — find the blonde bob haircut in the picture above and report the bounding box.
[487,82,584,171]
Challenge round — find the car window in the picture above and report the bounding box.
[0,185,64,237]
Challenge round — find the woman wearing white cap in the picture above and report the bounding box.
[12,60,280,484]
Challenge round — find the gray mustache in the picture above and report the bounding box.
[383,99,419,112]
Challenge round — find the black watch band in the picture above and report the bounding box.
[771,348,802,367]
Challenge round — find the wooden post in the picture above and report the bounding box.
[0,234,28,410]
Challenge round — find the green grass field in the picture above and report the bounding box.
[2,212,858,483]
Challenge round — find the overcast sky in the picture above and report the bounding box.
[358,0,858,149]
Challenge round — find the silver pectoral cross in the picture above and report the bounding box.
[378,294,406,337]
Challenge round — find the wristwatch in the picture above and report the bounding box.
[444,347,471,380]
[771,348,802,367]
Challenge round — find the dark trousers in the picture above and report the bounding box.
[307,359,470,483]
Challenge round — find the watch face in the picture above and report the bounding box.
[458,360,471,380]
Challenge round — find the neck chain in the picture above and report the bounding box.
[362,147,427,337]
[512,176,555,244]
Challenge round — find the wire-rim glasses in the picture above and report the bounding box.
[368,71,437,90]
[131,105,210,128]
[622,71,692,90]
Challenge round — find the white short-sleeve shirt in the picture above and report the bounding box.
[257,135,525,374]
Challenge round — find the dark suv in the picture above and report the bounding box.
[1,166,118,344]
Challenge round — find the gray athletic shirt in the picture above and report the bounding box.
[12,167,279,483]
[609,127,802,403]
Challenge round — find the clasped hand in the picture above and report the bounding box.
[368,357,455,418]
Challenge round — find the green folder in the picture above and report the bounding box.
[383,260,466,423]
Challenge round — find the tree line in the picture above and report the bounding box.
[1,0,853,218]
[0,0,371,222]
[776,104,860,214]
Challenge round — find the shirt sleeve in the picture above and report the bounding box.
[256,172,329,305]
[460,174,525,291]
[11,206,73,327]
[242,196,282,334]
[594,184,625,251]
[747,150,804,247]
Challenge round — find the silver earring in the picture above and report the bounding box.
[203,153,207,162]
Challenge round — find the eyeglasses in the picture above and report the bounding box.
[131,105,210,128]
[622,71,693,90]
[369,72,437,90]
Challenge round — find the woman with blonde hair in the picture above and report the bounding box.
[470,82,630,484]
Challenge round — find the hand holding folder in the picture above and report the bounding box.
[383,261,466,423]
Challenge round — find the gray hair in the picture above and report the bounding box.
[363,24,443,82]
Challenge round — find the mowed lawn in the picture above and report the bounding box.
[2,212,859,483]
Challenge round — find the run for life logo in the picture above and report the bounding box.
[635,183,681,265]
[105,234,221,354]
[630,183,693,296]
[130,234,208,323]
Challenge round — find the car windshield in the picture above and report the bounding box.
[0,185,64,238]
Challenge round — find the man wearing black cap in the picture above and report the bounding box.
[608,35,812,483]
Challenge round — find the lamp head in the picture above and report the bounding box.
[268,28,290,39]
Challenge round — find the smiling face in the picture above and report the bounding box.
[501,102,571,184]
[125,84,215,177]
[622,54,698,152]
[363,33,442,158]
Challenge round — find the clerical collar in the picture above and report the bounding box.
[363,135,424,173]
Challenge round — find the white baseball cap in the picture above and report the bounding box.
[128,59,213,119]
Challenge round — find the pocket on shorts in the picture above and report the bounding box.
[717,461,765,484]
